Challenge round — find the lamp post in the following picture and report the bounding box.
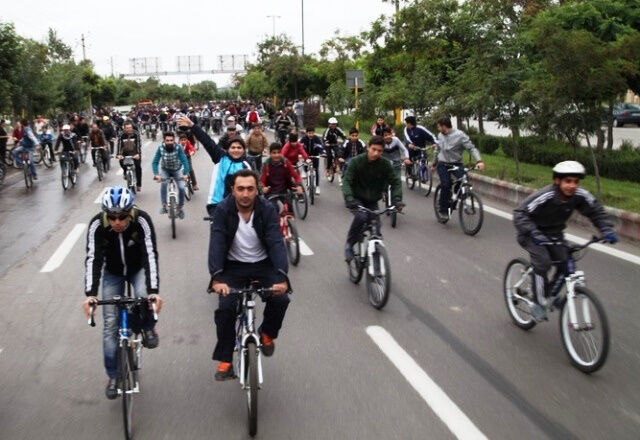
[267,15,281,38]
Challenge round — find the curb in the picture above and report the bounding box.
[468,173,640,242]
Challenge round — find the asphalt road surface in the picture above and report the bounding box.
[1,130,639,440]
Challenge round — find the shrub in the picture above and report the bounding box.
[470,134,502,154]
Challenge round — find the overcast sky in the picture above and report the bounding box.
[3,0,395,87]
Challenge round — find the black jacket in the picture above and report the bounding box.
[513,184,613,238]
[210,195,288,281]
[117,131,142,156]
[84,209,159,296]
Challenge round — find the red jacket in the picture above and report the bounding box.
[282,141,309,165]
[260,158,302,193]
[180,140,196,157]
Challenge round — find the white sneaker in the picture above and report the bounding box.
[315,187,320,195]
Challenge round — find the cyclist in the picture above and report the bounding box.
[282,132,311,168]
[338,127,366,183]
[116,121,143,192]
[209,169,290,380]
[403,116,436,163]
[274,110,294,144]
[89,123,109,169]
[54,124,80,172]
[152,132,190,219]
[245,122,269,172]
[179,133,199,190]
[260,142,304,212]
[322,117,347,178]
[81,187,164,399]
[431,117,485,218]
[342,135,404,261]
[178,116,252,217]
[382,126,411,178]
[13,119,40,180]
[370,115,393,137]
[102,116,117,155]
[300,126,325,195]
[218,125,238,151]
[513,161,617,320]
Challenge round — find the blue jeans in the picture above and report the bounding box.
[13,146,37,176]
[160,168,185,207]
[436,162,464,213]
[102,269,154,378]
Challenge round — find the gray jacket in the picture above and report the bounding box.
[513,184,613,238]
[382,136,409,163]
[435,129,481,164]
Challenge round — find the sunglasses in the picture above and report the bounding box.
[107,213,129,221]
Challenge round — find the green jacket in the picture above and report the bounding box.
[342,153,402,203]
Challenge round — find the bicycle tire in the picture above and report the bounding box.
[4,149,12,167]
[560,286,610,373]
[406,165,416,190]
[503,259,537,330]
[424,167,433,197]
[246,340,258,437]
[70,166,77,186]
[79,146,86,163]
[170,196,176,239]
[42,148,53,168]
[0,163,6,185]
[97,158,104,181]
[24,163,32,188]
[61,162,69,190]
[308,173,315,205]
[366,243,391,309]
[347,243,364,284]
[459,190,484,236]
[184,180,192,201]
[120,344,134,440]
[433,185,449,224]
[33,149,42,164]
[294,191,308,220]
[286,218,300,266]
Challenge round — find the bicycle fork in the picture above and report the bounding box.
[238,302,264,389]
[564,272,591,330]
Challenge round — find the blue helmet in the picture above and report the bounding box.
[101,187,135,213]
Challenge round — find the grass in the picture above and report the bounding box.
[317,126,640,213]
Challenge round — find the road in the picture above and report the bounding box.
[1,131,639,440]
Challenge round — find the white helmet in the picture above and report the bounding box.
[228,116,235,122]
[62,124,71,130]
[553,161,585,179]
[328,117,338,124]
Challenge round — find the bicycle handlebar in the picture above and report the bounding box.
[88,296,157,327]
[355,205,399,216]
[540,235,605,252]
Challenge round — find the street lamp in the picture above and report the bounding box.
[266,15,281,38]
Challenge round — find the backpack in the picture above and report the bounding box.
[249,111,258,123]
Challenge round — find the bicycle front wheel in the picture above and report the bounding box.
[42,148,52,168]
[366,243,391,309]
[433,185,449,224]
[169,197,177,239]
[246,341,258,437]
[97,158,104,181]
[79,146,86,163]
[459,190,483,236]
[285,218,300,266]
[423,167,433,197]
[405,165,415,189]
[294,191,308,220]
[307,173,315,205]
[24,164,32,188]
[61,162,69,190]
[560,287,610,373]
[120,344,134,440]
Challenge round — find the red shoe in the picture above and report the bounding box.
[261,333,275,357]
[215,362,236,381]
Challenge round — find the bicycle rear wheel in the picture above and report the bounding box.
[23,164,33,188]
[285,218,300,266]
[246,341,258,437]
[459,190,483,236]
[423,167,433,197]
[503,259,536,330]
[433,185,449,224]
[307,172,315,205]
[560,287,609,373]
[366,243,391,309]
[97,157,104,181]
[120,344,134,440]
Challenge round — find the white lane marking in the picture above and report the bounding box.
[366,326,488,440]
[483,205,640,266]
[299,238,314,256]
[40,224,87,273]
[117,169,123,176]
[94,188,108,203]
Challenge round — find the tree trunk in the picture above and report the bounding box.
[478,108,485,134]
[584,133,602,201]
[595,127,604,152]
[606,98,614,150]
[456,115,464,131]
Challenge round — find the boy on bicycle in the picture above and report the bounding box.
[260,142,303,213]
[513,161,617,320]
[151,132,190,219]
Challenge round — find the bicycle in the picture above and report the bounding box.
[37,134,54,168]
[405,147,433,196]
[150,123,158,141]
[183,174,194,201]
[59,151,78,190]
[503,236,610,373]
[17,148,37,189]
[267,193,300,266]
[346,205,396,309]
[88,288,158,440]
[304,156,323,205]
[325,145,341,183]
[78,136,89,164]
[122,156,137,194]
[159,177,180,239]
[433,164,484,236]
[93,146,110,181]
[206,274,292,437]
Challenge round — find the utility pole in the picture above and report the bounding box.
[301,0,305,56]
[110,56,114,77]
[81,34,93,117]
[267,15,281,38]
[395,0,399,12]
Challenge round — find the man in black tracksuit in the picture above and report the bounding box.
[116,122,143,191]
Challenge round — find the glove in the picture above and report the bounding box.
[345,199,359,210]
[530,230,550,246]
[603,232,618,244]
[392,201,405,211]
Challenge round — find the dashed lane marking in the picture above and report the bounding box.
[299,238,314,256]
[40,224,87,273]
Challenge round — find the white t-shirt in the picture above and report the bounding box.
[228,211,268,262]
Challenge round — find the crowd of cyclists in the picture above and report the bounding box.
[1,98,620,421]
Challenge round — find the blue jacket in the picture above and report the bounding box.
[209,194,288,281]
[404,125,436,148]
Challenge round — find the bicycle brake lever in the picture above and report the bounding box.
[151,301,158,321]
[88,306,96,327]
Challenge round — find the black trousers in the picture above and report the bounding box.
[346,200,379,247]
[212,259,290,362]
[187,156,197,186]
[518,235,568,299]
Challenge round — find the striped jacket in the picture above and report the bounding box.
[84,208,159,296]
[513,184,613,238]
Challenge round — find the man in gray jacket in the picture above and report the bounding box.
[432,117,485,217]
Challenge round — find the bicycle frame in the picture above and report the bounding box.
[236,292,264,388]
[118,304,142,395]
